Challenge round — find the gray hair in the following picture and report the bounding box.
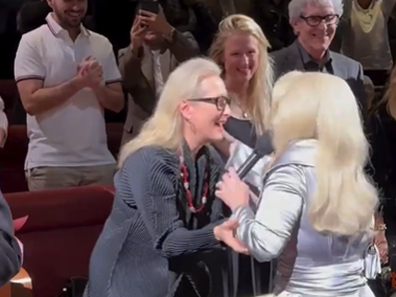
[288,0,344,22]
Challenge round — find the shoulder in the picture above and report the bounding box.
[269,47,289,61]
[330,51,362,72]
[88,31,114,53]
[118,46,129,57]
[18,26,47,48]
[122,146,178,176]
[265,164,307,196]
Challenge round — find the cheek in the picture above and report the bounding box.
[327,25,336,37]
[249,55,259,74]
[224,57,239,74]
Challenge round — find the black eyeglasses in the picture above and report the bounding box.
[188,96,230,111]
[300,14,339,27]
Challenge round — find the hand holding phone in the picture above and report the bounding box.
[138,5,171,35]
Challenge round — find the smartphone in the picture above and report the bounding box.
[138,0,159,14]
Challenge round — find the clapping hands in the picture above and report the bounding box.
[76,56,103,90]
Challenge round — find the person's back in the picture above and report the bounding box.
[272,140,371,296]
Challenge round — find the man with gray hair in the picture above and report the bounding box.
[271,0,367,117]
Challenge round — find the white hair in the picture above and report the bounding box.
[271,71,378,236]
[288,0,344,22]
[118,57,222,167]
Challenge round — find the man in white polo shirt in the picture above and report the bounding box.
[14,0,124,191]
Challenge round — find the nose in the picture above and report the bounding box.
[241,54,249,66]
[317,20,327,30]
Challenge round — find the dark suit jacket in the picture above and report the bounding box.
[118,30,199,145]
[270,40,367,118]
[0,191,21,286]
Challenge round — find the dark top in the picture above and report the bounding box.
[85,144,226,297]
[222,117,273,297]
[224,117,257,149]
[0,191,21,287]
[368,105,396,224]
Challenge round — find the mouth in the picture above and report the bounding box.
[214,120,226,128]
[237,67,251,75]
[312,32,328,40]
[66,12,82,19]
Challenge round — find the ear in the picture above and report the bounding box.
[178,101,193,120]
[291,19,300,35]
[46,0,53,9]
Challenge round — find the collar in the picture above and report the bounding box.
[272,139,318,169]
[45,13,90,37]
[295,39,332,69]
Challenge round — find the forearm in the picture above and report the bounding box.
[163,27,200,62]
[25,78,81,115]
[0,232,21,287]
[159,221,224,258]
[93,84,124,112]
[234,205,285,262]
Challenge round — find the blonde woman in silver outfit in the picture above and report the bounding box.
[216,71,379,297]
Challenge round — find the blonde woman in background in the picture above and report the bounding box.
[209,14,273,155]
[209,13,274,297]
[217,71,379,297]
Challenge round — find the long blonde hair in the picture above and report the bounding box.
[271,71,378,236]
[379,66,396,119]
[209,14,273,135]
[118,57,222,167]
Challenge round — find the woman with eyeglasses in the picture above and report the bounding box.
[84,58,248,297]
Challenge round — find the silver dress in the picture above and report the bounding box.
[231,139,374,297]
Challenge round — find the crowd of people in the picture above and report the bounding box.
[2,0,396,296]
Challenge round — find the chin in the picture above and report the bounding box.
[209,132,224,142]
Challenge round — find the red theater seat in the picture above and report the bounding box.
[0,125,28,193]
[6,185,114,297]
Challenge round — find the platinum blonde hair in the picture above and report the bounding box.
[288,0,344,22]
[118,57,222,167]
[271,71,378,236]
[209,14,273,134]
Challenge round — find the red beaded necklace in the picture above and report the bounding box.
[179,153,210,213]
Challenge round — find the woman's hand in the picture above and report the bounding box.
[214,220,248,254]
[215,167,250,211]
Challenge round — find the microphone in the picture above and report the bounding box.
[236,134,273,179]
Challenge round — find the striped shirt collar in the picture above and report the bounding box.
[45,13,90,37]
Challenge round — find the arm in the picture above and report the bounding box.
[0,96,8,147]
[163,28,200,63]
[123,149,222,258]
[93,41,124,113]
[14,34,82,115]
[0,192,21,287]
[118,46,144,93]
[233,165,304,262]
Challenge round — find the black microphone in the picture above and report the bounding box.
[236,134,274,179]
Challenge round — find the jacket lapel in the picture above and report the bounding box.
[141,46,155,90]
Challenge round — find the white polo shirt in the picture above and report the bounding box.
[14,14,120,170]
